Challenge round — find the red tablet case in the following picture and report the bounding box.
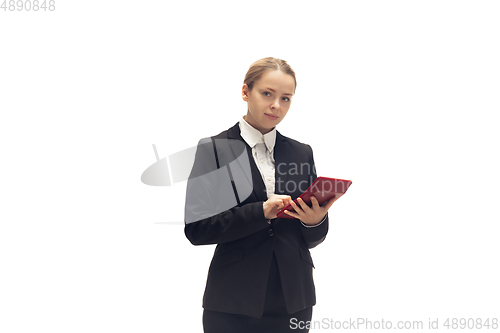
[276,176,352,219]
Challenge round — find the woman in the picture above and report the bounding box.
[184,57,337,333]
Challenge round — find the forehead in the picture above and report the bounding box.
[255,70,295,94]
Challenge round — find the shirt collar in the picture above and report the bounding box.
[239,116,276,153]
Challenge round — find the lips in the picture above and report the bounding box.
[265,113,278,120]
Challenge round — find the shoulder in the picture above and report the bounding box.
[277,131,313,153]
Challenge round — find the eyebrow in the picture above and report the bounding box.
[264,88,293,96]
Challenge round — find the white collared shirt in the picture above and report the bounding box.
[239,116,276,199]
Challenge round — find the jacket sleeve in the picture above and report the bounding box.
[184,138,270,245]
[300,145,329,249]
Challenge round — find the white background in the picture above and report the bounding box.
[1,1,499,332]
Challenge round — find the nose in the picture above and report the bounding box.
[271,98,280,110]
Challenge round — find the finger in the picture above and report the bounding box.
[283,210,298,218]
[297,198,311,212]
[279,199,286,209]
[290,200,303,214]
[323,196,338,210]
[310,196,320,209]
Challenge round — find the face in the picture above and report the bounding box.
[242,70,295,134]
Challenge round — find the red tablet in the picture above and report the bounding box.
[276,177,352,219]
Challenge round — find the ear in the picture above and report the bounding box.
[242,84,249,102]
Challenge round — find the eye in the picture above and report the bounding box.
[263,91,271,96]
[282,97,290,102]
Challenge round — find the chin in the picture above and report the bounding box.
[271,119,282,127]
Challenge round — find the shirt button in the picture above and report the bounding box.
[268,228,274,236]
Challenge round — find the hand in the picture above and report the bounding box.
[284,196,338,226]
[263,195,293,219]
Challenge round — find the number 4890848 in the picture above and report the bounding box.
[1,0,56,11]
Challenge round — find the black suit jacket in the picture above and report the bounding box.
[184,122,329,318]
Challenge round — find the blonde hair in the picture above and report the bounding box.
[244,57,297,93]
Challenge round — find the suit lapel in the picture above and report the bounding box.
[227,123,268,202]
[273,131,289,196]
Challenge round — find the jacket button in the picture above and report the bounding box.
[268,228,274,236]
